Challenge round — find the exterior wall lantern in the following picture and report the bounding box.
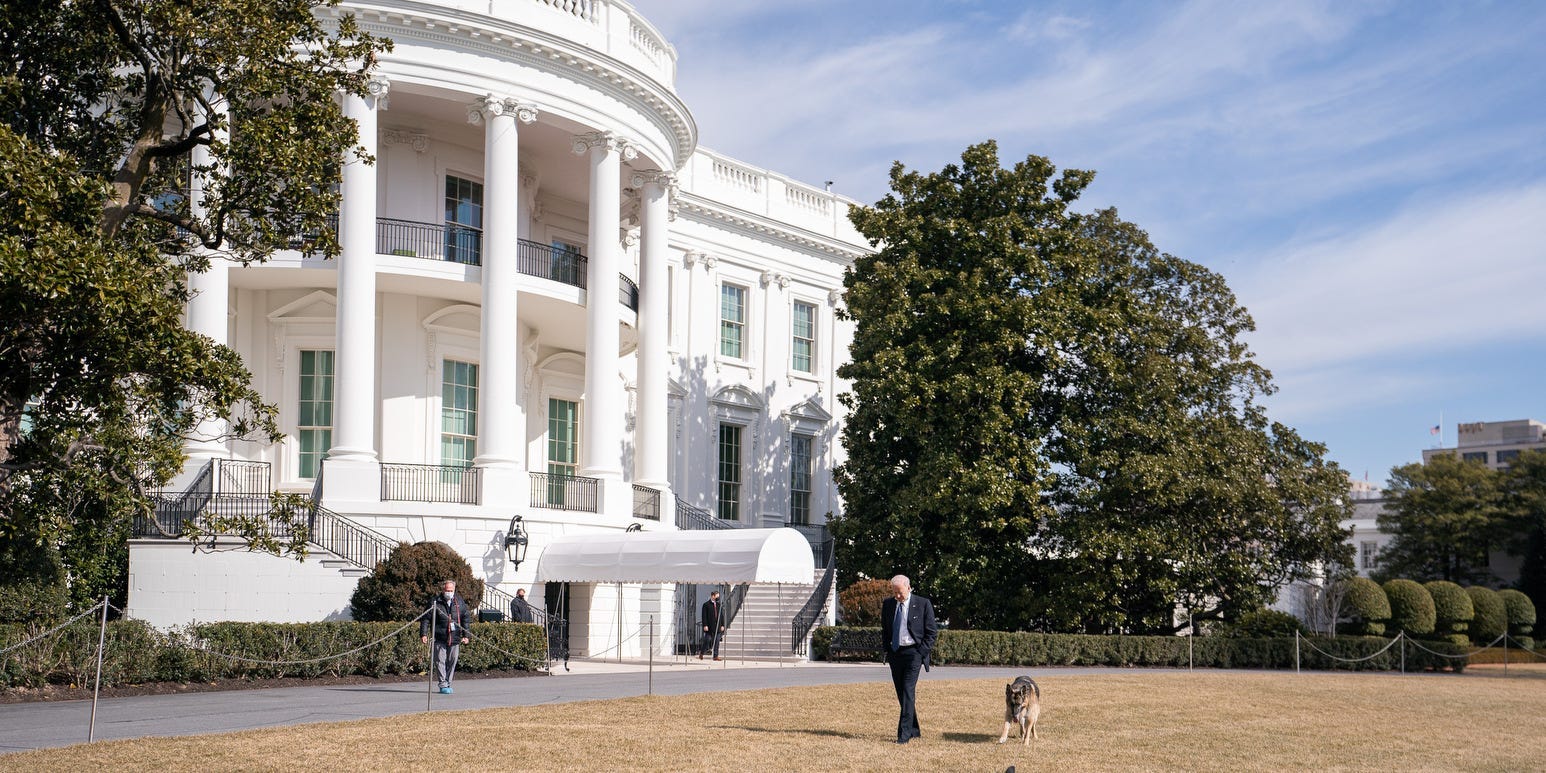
[504,515,529,569]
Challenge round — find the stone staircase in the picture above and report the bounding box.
[718,569,832,660]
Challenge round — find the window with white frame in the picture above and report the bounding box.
[547,397,579,505]
[720,283,747,359]
[1359,541,1378,570]
[718,423,743,520]
[444,175,483,265]
[441,359,478,467]
[550,239,584,286]
[791,300,816,374]
[790,432,814,525]
[297,349,334,479]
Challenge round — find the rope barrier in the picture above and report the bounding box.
[1505,635,1546,660]
[464,631,553,669]
[1296,631,1405,664]
[0,600,108,658]
[1403,633,1506,660]
[105,601,430,668]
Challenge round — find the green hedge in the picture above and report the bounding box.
[0,619,548,688]
[1339,577,1389,636]
[1465,587,1507,644]
[1424,581,1473,637]
[811,627,1467,672]
[1498,590,1537,637]
[1383,579,1436,635]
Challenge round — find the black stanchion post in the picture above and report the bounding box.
[426,605,437,711]
[89,596,108,743]
[1503,634,1509,677]
[1400,631,1405,674]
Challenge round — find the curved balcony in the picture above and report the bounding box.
[375,217,640,311]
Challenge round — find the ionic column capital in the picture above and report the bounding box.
[468,95,539,126]
[630,170,676,189]
[572,131,638,161]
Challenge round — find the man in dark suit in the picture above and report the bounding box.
[510,587,535,623]
[880,574,937,744]
[700,589,725,660]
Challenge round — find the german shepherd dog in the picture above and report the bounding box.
[997,676,1040,745]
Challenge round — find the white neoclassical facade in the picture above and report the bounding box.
[128,0,867,658]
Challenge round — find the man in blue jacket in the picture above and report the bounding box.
[421,579,471,694]
[880,574,937,744]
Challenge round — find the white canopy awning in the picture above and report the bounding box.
[534,528,815,585]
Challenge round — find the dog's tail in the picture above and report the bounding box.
[1028,677,1040,701]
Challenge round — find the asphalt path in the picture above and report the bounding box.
[0,662,1142,753]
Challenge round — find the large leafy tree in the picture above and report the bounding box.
[1376,453,1504,584]
[1503,450,1546,606]
[831,141,1351,632]
[0,0,387,612]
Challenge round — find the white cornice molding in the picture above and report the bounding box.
[326,4,696,166]
[675,193,867,264]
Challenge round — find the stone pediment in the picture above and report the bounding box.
[783,397,832,425]
[422,304,481,336]
[709,384,765,411]
[266,290,337,324]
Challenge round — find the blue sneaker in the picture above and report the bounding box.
[440,687,452,694]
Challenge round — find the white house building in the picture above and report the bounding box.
[128,0,868,659]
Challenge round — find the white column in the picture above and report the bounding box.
[184,103,230,461]
[325,77,387,502]
[572,132,634,495]
[470,96,537,506]
[631,172,672,493]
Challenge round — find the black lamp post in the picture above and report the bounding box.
[504,514,529,570]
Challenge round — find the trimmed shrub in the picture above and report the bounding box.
[1423,581,1473,638]
[1464,587,1507,644]
[350,541,486,622]
[1338,577,1390,636]
[0,619,547,688]
[809,626,1466,671]
[1383,579,1435,636]
[1215,609,1306,639]
[1498,589,1537,638]
[837,579,892,626]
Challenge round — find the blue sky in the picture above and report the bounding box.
[636,0,1546,486]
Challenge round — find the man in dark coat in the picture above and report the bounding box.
[880,574,938,744]
[700,589,725,660]
[420,579,471,694]
[510,587,535,623]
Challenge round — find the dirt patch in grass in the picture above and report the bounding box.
[0,668,543,705]
[9,670,1545,772]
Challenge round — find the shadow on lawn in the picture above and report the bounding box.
[710,725,863,740]
[941,731,1001,743]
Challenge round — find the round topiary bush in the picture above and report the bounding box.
[1382,579,1435,636]
[1215,609,1306,638]
[350,541,485,622]
[838,578,893,626]
[1498,589,1537,639]
[1464,586,1507,644]
[1338,576,1390,636]
[1423,580,1473,637]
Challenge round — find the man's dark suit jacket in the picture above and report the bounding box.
[881,593,938,668]
[701,598,723,631]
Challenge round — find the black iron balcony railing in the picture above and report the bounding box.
[530,471,600,513]
[215,459,271,495]
[377,217,482,265]
[517,238,588,289]
[631,484,660,521]
[619,274,639,312]
[380,463,480,504]
[675,499,736,531]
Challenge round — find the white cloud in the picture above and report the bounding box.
[1237,183,1546,377]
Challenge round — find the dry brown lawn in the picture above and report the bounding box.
[7,670,1546,772]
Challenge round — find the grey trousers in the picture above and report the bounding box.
[432,641,460,688]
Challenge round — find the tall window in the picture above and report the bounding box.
[1462,451,1489,464]
[444,175,483,265]
[547,398,579,505]
[1359,541,1377,570]
[791,301,816,373]
[1497,449,1521,468]
[720,284,746,359]
[297,350,335,479]
[441,360,478,467]
[717,423,742,520]
[550,240,584,286]
[790,432,814,525]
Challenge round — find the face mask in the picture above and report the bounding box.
[443,591,454,600]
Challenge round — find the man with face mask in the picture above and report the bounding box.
[420,579,471,694]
